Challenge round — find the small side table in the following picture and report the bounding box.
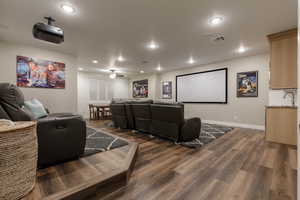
[0,121,38,200]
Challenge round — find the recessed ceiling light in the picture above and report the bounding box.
[140,70,145,74]
[187,57,195,64]
[78,67,83,71]
[61,4,76,14]
[92,60,98,64]
[237,46,247,53]
[156,64,162,71]
[147,41,159,50]
[209,16,224,26]
[117,55,125,62]
[109,73,116,79]
[109,70,117,79]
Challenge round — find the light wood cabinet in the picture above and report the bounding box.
[265,107,297,145]
[268,29,297,89]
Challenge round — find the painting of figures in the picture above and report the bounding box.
[237,71,258,97]
[16,56,65,89]
[133,79,148,98]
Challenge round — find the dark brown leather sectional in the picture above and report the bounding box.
[110,100,201,142]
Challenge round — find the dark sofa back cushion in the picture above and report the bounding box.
[0,83,25,106]
[125,104,135,129]
[0,83,33,121]
[150,104,185,141]
[150,104,184,124]
[132,104,152,132]
[0,103,10,119]
[110,104,128,128]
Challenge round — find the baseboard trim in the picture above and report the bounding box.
[203,120,265,131]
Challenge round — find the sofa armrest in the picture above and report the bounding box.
[181,117,201,142]
[37,115,86,168]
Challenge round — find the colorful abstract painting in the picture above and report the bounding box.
[237,71,258,97]
[16,56,65,89]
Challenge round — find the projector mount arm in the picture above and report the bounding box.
[44,17,56,25]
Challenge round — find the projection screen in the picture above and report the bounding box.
[176,68,227,103]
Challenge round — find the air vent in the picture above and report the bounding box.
[207,33,225,43]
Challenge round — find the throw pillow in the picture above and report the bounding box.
[24,99,48,119]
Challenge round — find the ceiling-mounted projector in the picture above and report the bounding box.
[33,17,64,44]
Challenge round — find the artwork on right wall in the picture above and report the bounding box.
[237,71,258,97]
[162,81,172,99]
[133,79,148,98]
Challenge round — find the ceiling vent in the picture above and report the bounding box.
[207,33,225,43]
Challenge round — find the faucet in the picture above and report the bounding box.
[283,89,296,107]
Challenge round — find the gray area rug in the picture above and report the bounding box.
[83,127,128,157]
[106,122,233,149]
[179,123,234,148]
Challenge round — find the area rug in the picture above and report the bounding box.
[83,127,129,157]
[179,123,234,148]
[106,122,234,149]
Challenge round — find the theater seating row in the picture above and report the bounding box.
[110,100,201,142]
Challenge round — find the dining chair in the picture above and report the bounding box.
[104,107,111,118]
[96,106,104,120]
[89,104,97,120]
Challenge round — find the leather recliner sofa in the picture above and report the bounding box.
[0,83,86,168]
[110,99,201,142]
[110,103,128,129]
[110,99,153,130]
[150,104,200,142]
[132,103,152,133]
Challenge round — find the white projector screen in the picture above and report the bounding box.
[176,68,227,103]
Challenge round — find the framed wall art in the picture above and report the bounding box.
[133,79,148,98]
[237,71,258,97]
[16,56,65,89]
[162,81,172,99]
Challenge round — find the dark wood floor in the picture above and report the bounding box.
[23,123,138,200]
[88,120,297,200]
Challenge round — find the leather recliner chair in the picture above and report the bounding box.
[110,103,128,129]
[110,99,153,130]
[150,104,201,142]
[131,103,152,133]
[125,100,153,130]
[0,83,86,168]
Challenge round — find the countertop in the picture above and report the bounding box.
[265,105,297,109]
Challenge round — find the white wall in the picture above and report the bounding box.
[0,41,78,113]
[78,71,129,118]
[129,54,269,129]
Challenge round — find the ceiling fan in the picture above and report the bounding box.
[109,70,125,79]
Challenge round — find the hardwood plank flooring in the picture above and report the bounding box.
[87,120,297,200]
[23,122,138,200]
